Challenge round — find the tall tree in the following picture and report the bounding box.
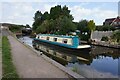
[58,17,76,35]
[50,5,62,20]
[88,20,96,40]
[36,19,55,34]
[77,20,89,33]
[62,5,73,20]
[42,11,50,20]
[26,24,30,28]
[32,11,43,31]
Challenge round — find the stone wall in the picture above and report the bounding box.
[91,31,113,41]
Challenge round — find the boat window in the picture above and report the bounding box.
[54,38,57,42]
[38,36,39,39]
[63,39,67,43]
[47,37,49,40]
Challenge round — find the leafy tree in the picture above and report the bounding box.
[33,5,75,35]
[58,17,76,35]
[111,30,120,43]
[61,5,73,20]
[9,24,25,32]
[42,11,50,20]
[32,11,43,31]
[50,5,73,20]
[88,20,96,40]
[36,19,55,34]
[96,25,115,31]
[50,5,62,20]
[34,11,43,21]
[26,24,30,28]
[77,20,89,33]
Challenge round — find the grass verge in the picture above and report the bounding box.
[2,36,19,79]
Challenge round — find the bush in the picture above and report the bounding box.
[101,36,109,41]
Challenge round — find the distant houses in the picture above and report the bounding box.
[103,16,120,29]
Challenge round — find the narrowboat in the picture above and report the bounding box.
[32,34,91,49]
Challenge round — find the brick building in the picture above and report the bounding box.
[103,16,120,29]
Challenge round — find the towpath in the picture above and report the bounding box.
[2,29,70,78]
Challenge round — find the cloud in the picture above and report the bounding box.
[1,2,118,26]
[70,5,117,25]
[2,2,34,26]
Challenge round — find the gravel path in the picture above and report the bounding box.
[8,36,69,78]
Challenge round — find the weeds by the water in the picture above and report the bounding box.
[2,36,19,79]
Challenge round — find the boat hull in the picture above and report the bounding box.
[33,38,91,51]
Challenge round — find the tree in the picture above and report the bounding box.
[87,20,96,40]
[57,17,76,35]
[61,5,73,20]
[50,5,73,20]
[32,11,43,31]
[32,5,75,35]
[26,24,30,28]
[50,5,62,20]
[36,20,55,34]
[42,11,50,20]
[77,20,89,33]
[111,30,120,43]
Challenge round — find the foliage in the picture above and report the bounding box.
[42,11,50,20]
[26,24,31,28]
[87,20,96,40]
[111,30,120,43]
[36,19,55,34]
[101,36,109,41]
[32,11,43,30]
[2,36,19,78]
[74,20,90,41]
[50,5,73,20]
[50,5,62,20]
[32,5,75,35]
[9,25,24,33]
[88,20,96,32]
[36,17,76,35]
[79,34,90,41]
[96,25,115,31]
[57,16,76,35]
[77,20,89,33]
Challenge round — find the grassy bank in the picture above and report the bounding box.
[2,36,19,78]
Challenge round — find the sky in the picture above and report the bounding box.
[0,1,119,27]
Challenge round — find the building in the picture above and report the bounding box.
[103,16,120,29]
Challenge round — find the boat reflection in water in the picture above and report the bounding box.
[32,40,120,78]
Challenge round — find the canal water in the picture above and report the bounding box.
[19,36,120,78]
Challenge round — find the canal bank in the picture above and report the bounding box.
[5,29,85,78]
[19,36,120,78]
[81,41,120,49]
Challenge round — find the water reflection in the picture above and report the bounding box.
[19,37,120,78]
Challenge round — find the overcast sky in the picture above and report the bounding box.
[0,1,119,27]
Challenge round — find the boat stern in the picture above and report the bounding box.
[77,45,91,49]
